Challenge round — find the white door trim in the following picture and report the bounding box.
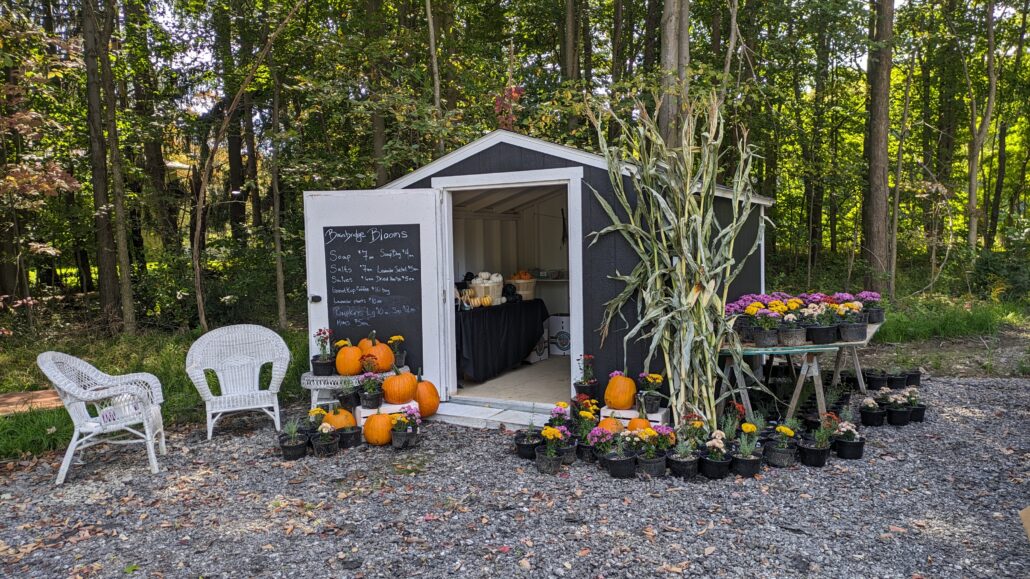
[432,168,585,399]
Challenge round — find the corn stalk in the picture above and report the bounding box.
[587,94,765,431]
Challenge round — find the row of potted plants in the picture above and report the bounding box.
[726,290,884,347]
[277,404,424,459]
[572,355,667,413]
[860,387,927,427]
[310,328,407,376]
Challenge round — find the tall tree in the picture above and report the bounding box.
[963,0,997,249]
[985,0,1024,250]
[863,0,894,292]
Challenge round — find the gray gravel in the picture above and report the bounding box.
[1,376,1028,578]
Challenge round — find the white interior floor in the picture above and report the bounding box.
[456,356,570,404]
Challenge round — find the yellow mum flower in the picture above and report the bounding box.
[555,401,569,408]
[541,426,562,440]
[775,425,795,438]
[748,301,765,309]
[334,339,351,348]
[388,335,405,343]
[690,420,704,429]
[641,428,658,439]
[308,407,327,417]
[741,422,757,434]
[744,304,762,316]
[579,411,595,420]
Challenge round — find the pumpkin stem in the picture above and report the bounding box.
[417,367,423,381]
[392,365,403,376]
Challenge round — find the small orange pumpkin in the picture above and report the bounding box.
[363,412,393,446]
[598,416,624,433]
[323,408,356,430]
[357,331,377,353]
[604,372,636,410]
[414,370,440,417]
[627,400,651,431]
[335,341,363,376]
[383,367,417,404]
[359,332,395,372]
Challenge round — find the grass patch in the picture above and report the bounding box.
[0,327,310,459]
[874,298,1027,343]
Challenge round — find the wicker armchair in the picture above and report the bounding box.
[36,352,167,485]
[185,324,290,439]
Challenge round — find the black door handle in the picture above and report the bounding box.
[310,295,322,303]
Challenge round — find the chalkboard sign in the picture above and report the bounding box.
[323,224,423,370]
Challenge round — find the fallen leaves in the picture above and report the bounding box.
[703,546,716,556]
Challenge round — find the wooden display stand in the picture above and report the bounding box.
[354,403,416,427]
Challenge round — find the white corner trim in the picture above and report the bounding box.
[432,167,584,190]
[759,206,767,294]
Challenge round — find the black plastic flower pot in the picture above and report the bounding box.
[752,328,778,347]
[535,447,562,475]
[311,434,339,457]
[887,374,908,389]
[559,441,578,465]
[392,430,419,450]
[838,322,868,343]
[699,455,733,479]
[335,390,360,413]
[359,391,383,409]
[806,325,838,345]
[279,434,308,461]
[834,437,865,459]
[338,428,363,449]
[576,443,597,463]
[516,438,542,460]
[636,455,667,477]
[777,327,808,347]
[764,444,797,468]
[866,307,885,324]
[594,447,610,469]
[798,443,831,467]
[667,454,698,479]
[639,392,661,414]
[887,407,911,426]
[905,370,921,387]
[574,381,598,399]
[909,404,927,422]
[732,454,762,477]
[311,356,335,376]
[606,454,636,479]
[864,372,888,390]
[860,408,886,427]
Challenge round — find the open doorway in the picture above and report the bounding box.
[447,183,572,404]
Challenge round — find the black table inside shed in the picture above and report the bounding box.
[455,299,550,383]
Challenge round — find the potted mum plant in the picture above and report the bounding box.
[732,422,761,477]
[548,401,571,428]
[279,417,308,461]
[390,405,421,449]
[588,426,615,468]
[833,420,864,459]
[637,372,664,413]
[311,328,336,375]
[859,397,886,427]
[798,414,835,467]
[864,369,888,390]
[574,401,600,462]
[514,418,543,460]
[751,309,781,347]
[906,388,927,422]
[699,430,732,479]
[858,290,884,323]
[312,422,339,457]
[765,424,798,467]
[387,335,406,368]
[886,393,911,426]
[802,303,839,344]
[636,425,675,477]
[605,433,636,479]
[667,439,699,479]
[887,367,908,389]
[358,369,383,409]
[778,313,807,346]
[574,354,599,398]
[301,406,327,443]
[837,302,868,342]
[536,425,568,475]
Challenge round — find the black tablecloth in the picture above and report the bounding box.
[456,299,550,383]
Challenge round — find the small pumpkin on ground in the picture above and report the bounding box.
[414,369,440,417]
[323,407,356,430]
[363,412,393,446]
[383,367,417,404]
[334,340,363,376]
[598,416,624,433]
[604,371,636,410]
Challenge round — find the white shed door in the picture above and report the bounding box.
[304,189,447,398]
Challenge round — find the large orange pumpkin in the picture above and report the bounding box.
[357,331,377,353]
[598,417,624,433]
[335,343,363,376]
[414,371,440,417]
[383,368,417,404]
[358,332,395,372]
[323,408,356,430]
[604,373,637,410]
[363,412,393,446]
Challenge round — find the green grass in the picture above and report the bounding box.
[0,327,310,459]
[874,298,1027,343]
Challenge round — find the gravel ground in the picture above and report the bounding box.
[1,376,1028,578]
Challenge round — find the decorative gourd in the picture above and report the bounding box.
[363,412,392,446]
[627,401,651,431]
[481,295,493,307]
[478,271,491,280]
[335,342,363,376]
[490,273,504,282]
[383,367,417,404]
[414,370,440,417]
[323,408,356,430]
[597,416,624,433]
[604,372,637,410]
[359,331,395,372]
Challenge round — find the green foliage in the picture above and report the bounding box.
[875,298,1026,342]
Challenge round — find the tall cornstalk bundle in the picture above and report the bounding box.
[588,95,765,430]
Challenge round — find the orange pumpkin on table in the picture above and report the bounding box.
[383,367,417,404]
[604,371,636,410]
[363,412,393,446]
[358,331,395,372]
[323,408,356,430]
[414,370,440,417]
[334,340,363,376]
[597,416,624,433]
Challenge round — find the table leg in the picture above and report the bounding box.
[850,346,868,394]
[717,358,732,418]
[732,361,754,418]
[811,353,827,416]
[310,389,318,410]
[831,347,844,389]
[785,357,809,421]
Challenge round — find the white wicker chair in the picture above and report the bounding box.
[36,352,167,485]
[185,324,290,439]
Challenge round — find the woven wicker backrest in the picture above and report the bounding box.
[185,324,290,397]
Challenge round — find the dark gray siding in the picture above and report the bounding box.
[403,142,763,389]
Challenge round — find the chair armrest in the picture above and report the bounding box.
[185,364,216,401]
[76,382,152,407]
[109,373,164,405]
[267,339,292,394]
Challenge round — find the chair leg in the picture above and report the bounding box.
[206,412,214,440]
[159,428,167,455]
[57,430,81,485]
[272,400,281,431]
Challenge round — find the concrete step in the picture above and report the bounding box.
[430,401,550,430]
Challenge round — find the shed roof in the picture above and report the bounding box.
[384,130,774,206]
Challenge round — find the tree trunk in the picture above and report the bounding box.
[809,24,829,267]
[245,92,262,229]
[889,60,915,300]
[270,57,288,330]
[581,0,592,88]
[214,3,247,241]
[863,0,893,293]
[82,0,121,326]
[986,0,1025,249]
[964,0,996,250]
[659,0,680,143]
[643,0,661,71]
[425,0,444,155]
[613,0,625,84]
[562,0,578,83]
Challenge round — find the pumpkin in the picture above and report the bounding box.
[598,417,624,433]
[363,412,393,445]
[627,400,651,431]
[358,331,395,372]
[604,373,637,410]
[323,408,356,430]
[335,343,363,376]
[414,370,440,417]
[383,367,417,404]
